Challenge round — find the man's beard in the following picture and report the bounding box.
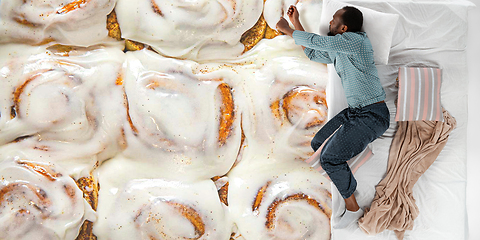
[327,31,335,36]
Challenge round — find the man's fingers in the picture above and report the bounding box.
[287,5,296,17]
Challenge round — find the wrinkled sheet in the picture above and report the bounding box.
[329,0,473,239]
[358,109,457,239]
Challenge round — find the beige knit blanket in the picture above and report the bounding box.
[358,109,456,239]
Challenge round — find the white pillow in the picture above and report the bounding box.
[319,0,399,65]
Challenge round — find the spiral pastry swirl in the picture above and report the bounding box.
[95,157,232,240]
[0,0,116,46]
[114,0,263,60]
[121,50,242,180]
[228,162,331,240]
[240,56,328,161]
[270,85,327,130]
[0,158,95,240]
[0,45,125,162]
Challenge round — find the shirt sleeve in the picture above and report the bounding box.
[303,47,334,64]
[292,30,360,55]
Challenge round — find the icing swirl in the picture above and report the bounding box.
[121,50,243,180]
[0,0,116,46]
[0,44,125,167]
[0,157,95,240]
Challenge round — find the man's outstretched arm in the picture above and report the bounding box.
[276,5,305,50]
[276,6,333,64]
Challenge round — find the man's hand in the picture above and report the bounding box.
[287,5,299,24]
[276,17,294,37]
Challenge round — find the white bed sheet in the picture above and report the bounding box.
[325,0,475,239]
[466,1,480,239]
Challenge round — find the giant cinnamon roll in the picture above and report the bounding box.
[239,53,329,162]
[0,44,125,164]
[121,49,243,180]
[114,0,264,60]
[0,0,117,46]
[94,156,232,240]
[228,161,331,240]
[0,157,95,240]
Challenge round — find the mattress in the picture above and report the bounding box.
[327,0,475,239]
[0,0,475,239]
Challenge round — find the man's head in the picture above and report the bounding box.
[328,6,363,36]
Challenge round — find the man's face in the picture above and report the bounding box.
[328,9,346,36]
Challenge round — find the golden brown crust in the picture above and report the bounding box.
[125,40,146,51]
[218,181,229,206]
[76,175,99,210]
[212,176,229,206]
[75,174,99,240]
[240,14,267,53]
[107,9,122,41]
[264,24,282,39]
[46,44,75,56]
[76,220,97,240]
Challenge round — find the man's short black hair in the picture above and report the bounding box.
[341,6,363,32]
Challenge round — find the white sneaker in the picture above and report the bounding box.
[333,208,364,229]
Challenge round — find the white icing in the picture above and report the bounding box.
[0,0,117,46]
[114,0,263,61]
[0,157,95,240]
[0,5,333,238]
[228,159,331,240]
[94,155,232,240]
[0,44,125,175]
[264,0,323,34]
[121,49,244,180]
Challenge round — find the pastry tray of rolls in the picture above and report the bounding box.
[0,0,332,239]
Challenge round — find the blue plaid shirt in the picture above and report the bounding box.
[292,30,386,108]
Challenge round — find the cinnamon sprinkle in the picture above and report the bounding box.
[151,0,164,16]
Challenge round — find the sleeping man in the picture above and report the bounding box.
[276,5,390,229]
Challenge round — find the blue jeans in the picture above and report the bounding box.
[311,102,390,199]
